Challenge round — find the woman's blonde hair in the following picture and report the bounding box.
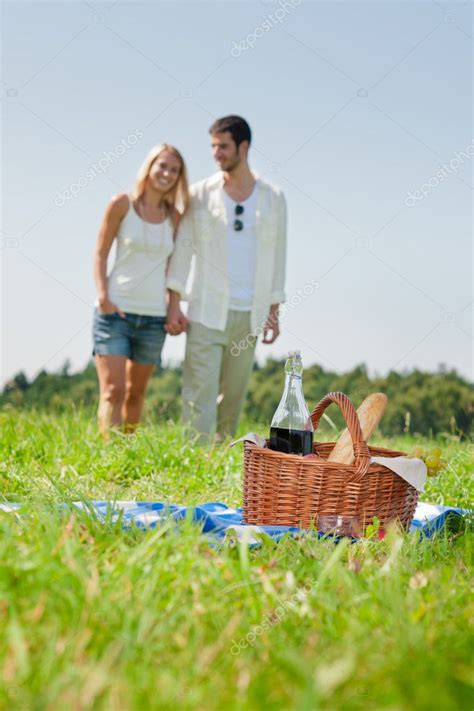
[131,144,190,215]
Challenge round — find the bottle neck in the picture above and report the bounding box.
[283,372,303,397]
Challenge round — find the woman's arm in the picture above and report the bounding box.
[94,193,129,315]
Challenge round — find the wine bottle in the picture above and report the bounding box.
[269,351,314,455]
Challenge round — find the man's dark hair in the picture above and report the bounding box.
[209,115,251,148]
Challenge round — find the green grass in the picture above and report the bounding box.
[0,408,473,711]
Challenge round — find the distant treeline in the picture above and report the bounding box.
[1,360,473,437]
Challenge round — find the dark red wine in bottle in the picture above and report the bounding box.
[269,427,313,456]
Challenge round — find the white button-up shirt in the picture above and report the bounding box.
[166,172,287,332]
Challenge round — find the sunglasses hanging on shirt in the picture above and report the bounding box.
[234,204,244,232]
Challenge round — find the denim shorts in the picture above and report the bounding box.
[92,310,167,366]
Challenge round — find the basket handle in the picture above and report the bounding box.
[310,392,370,476]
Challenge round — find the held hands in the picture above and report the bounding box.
[262,309,280,344]
[98,298,125,318]
[165,302,188,336]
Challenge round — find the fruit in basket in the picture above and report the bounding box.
[427,457,448,477]
[409,446,447,478]
[425,454,439,469]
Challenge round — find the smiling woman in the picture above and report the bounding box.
[92,144,190,436]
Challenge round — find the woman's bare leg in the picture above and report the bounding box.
[95,355,127,436]
[122,361,155,430]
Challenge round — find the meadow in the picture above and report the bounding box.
[0,408,472,710]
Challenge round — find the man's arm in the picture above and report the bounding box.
[270,192,287,304]
[262,303,280,344]
[263,193,287,344]
[165,208,194,335]
[166,208,194,297]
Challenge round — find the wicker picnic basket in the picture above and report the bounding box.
[242,392,419,534]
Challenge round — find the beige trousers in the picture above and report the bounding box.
[182,311,257,440]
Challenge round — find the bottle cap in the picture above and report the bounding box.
[288,350,301,358]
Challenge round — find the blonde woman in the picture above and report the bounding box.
[93,144,189,435]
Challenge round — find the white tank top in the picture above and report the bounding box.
[107,199,175,316]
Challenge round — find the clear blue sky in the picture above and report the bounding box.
[2,0,472,384]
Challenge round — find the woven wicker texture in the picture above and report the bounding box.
[242,392,419,533]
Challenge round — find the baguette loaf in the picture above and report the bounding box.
[327,393,388,465]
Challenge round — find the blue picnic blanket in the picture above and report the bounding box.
[0,500,469,543]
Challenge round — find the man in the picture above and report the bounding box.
[166,115,287,440]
